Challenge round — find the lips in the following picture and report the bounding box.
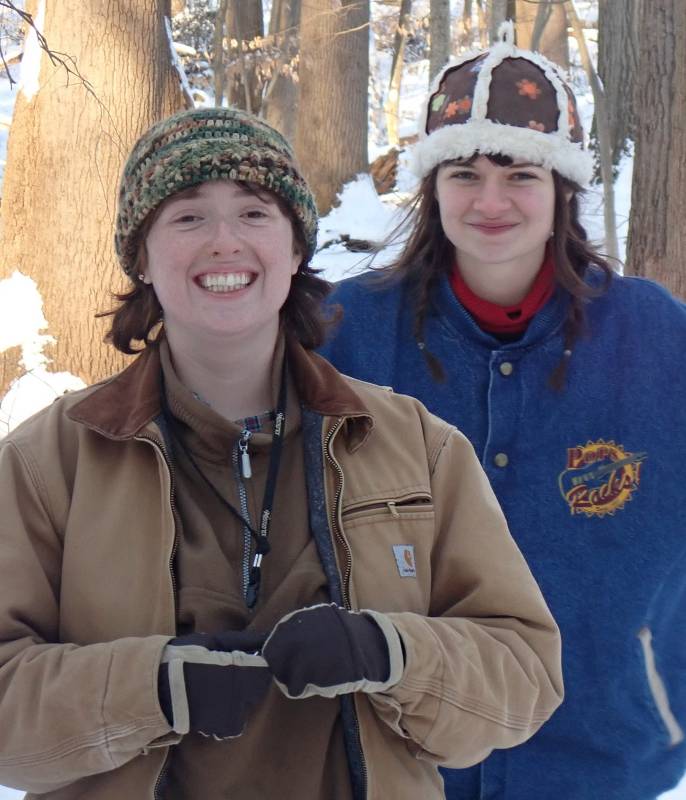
[195,272,255,293]
[468,222,518,234]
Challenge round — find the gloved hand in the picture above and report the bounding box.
[158,629,270,739]
[262,603,404,699]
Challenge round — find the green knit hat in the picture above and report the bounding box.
[114,107,318,276]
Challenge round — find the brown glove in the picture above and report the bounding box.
[158,629,270,739]
[262,604,404,699]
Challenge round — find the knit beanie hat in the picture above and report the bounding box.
[114,107,318,276]
[412,21,592,186]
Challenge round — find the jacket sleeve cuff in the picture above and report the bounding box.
[362,609,405,692]
[160,647,191,735]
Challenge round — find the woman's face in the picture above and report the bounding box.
[142,180,300,353]
[435,155,556,286]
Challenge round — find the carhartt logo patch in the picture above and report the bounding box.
[393,545,417,577]
[558,439,647,517]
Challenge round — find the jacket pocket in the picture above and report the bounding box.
[637,626,684,746]
[341,491,434,612]
[342,491,434,525]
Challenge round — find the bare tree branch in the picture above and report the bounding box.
[0,0,93,92]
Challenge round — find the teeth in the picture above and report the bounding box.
[198,273,252,292]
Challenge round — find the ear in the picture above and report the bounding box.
[290,248,302,277]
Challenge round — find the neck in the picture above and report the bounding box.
[165,324,281,421]
[456,245,546,305]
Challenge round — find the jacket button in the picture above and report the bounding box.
[494,452,509,468]
[499,361,514,376]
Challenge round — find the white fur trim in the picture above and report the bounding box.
[414,29,587,182]
[411,118,593,185]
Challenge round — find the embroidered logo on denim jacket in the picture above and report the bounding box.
[558,440,647,517]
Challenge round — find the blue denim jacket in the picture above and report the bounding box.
[321,270,686,800]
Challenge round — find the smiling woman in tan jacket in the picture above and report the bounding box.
[0,107,562,800]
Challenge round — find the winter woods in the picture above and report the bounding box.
[0,0,685,411]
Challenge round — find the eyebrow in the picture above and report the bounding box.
[164,187,202,205]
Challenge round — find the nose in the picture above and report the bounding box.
[207,218,242,256]
[472,177,512,216]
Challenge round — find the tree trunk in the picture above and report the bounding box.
[489,0,508,44]
[476,0,488,48]
[295,0,369,214]
[597,0,638,161]
[213,0,230,105]
[626,0,686,295]
[565,0,618,262]
[385,0,412,145]
[262,0,301,141]
[227,0,265,115]
[515,0,569,68]
[0,0,188,394]
[456,0,473,51]
[488,0,515,44]
[429,0,450,80]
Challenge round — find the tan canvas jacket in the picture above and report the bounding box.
[0,341,563,799]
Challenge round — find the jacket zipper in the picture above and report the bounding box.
[152,750,171,800]
[342,494,433,519]
[323,417,368,799]
[232,430,253,599]
[135,433,178,800]
[324,418,353,607]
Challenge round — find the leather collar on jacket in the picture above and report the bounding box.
[67,335,374,449]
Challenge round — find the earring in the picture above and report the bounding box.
[138,273,148,283]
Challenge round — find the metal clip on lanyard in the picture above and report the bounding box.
[162,358,288,611]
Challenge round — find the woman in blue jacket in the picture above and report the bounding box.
[321,24,686,800]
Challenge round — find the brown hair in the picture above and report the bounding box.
[376,156,615,389]
[99,182,334,353]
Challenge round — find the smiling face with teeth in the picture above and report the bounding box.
[142,180,302,355]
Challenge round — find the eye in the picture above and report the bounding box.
[242,208,270,219]
[172,213,203,224]
[509,171,539,182]
[448,169,478,182]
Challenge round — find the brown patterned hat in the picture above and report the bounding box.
[413,21,592,185]
[115,107,318,276]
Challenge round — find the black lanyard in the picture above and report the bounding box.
[161,357,288,609]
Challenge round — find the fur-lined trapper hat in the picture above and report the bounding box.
[412,21,592,186]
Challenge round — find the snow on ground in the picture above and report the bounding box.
[0,271,85,436]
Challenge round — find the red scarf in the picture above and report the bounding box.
[450,254,555,336]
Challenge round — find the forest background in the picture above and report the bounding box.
[0,2,685,795]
